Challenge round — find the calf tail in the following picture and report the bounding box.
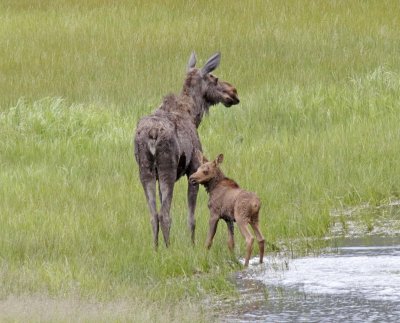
[251,198,261,214]
[148,128,158,155]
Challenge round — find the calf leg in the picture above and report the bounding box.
[237,221,254,267]
[206,215,219,249]
[250,222,265,264]
[226,220,235,252]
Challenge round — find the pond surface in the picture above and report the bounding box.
[220,236,400,322]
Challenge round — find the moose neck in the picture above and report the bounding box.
[180,71,214,128]
[178,90,210,128]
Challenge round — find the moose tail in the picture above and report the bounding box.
[148,128,158,155]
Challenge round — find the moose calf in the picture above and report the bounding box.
[189,152,265,267]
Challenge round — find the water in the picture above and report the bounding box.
[220,236,400,322]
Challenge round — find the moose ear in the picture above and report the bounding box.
[187,52,197,71]
[216,153,224,165]
[201,52,221,76]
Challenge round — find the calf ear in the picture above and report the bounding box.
[201,52,221,75]
[187,52,197,71]
[216,153,224,165]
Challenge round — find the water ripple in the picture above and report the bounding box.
[221,239,400,322]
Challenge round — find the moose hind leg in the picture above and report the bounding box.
[158,177,175,247]
[141,177,159,249]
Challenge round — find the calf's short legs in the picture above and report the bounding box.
[206,216,219,249]
[226,220,235,252]
[251,222,265,264]
[237,221,254,267]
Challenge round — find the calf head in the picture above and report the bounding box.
[185,52,240,108]
[190,151,224,185]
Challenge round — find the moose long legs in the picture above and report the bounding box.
[140,174,159,249]
[187,181,199,244]
[139,166,175,249]
[157,172,175,248]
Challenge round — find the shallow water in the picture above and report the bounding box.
[220,236,400,322]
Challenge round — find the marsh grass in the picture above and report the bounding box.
[0,98,236,315]
[1,0,400,320]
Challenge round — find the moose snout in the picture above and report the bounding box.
[222,89,240,107]
[223,94,240,107]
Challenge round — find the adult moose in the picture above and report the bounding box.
[134,52,240,248]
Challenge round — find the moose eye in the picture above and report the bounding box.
[214,77,218,84]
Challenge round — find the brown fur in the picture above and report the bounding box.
[134,53,239,248]
[189,152,265,267]
[220,178,240,189]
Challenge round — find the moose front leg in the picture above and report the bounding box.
[187,180,199,245]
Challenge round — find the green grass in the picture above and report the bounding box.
[1,0,400,321]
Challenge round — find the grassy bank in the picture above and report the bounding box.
[1,0,400,321]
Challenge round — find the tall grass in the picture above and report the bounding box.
[1,0,400,320]
[1,1,400,109]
